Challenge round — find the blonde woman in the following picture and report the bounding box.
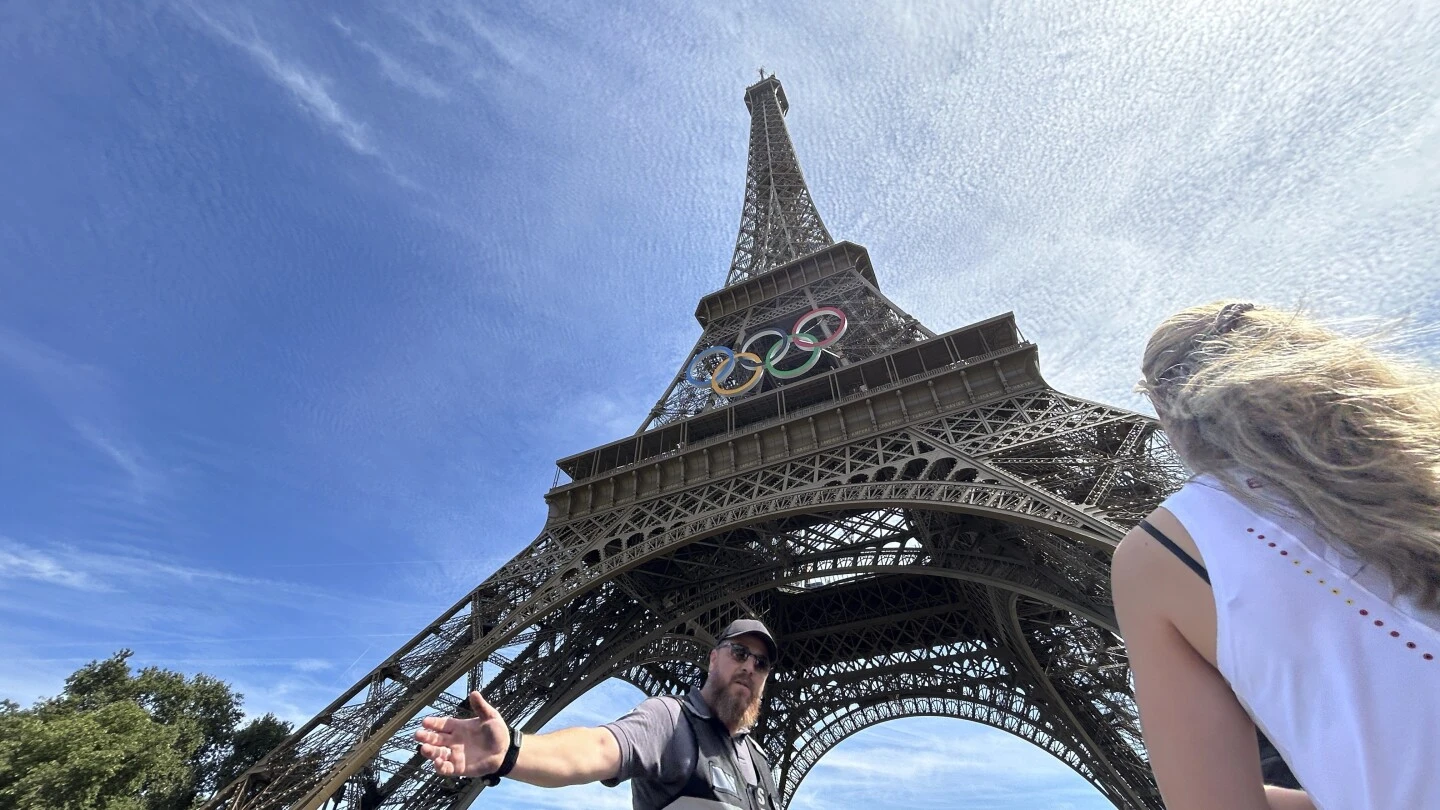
[1112,302,1440,810]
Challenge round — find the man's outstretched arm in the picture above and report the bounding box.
[505,725,622,787]
[414,691,621,788]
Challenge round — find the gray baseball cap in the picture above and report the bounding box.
[717,619,778,663]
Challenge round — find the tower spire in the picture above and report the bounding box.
[726,75,833,286]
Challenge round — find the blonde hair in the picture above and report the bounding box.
[1139,301,1440,611]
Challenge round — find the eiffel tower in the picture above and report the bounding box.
[209,73,1192,810]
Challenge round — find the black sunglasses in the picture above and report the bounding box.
[718,641,771,671]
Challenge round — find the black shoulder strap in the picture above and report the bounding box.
[744,735,780,806]
[1138,519,1210,584]
[666,699,742,807]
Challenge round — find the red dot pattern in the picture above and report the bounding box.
[1249,527,1433,662]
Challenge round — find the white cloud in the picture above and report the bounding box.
[812,725,1078,783]
[0,536,420,616]
[791,719,1110,809]
[70,421,166,503]
[331,16,450,100]
[292,658,334,673]
[227,670,340,729]
[502,784,635,810]
[183,3,377,157]
[0,539,328,643]
[0,308,169,509]
[0,537,102,590]
[0,327,101,390]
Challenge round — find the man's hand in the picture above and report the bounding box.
[414,691,509,778]
[415,691,622,788]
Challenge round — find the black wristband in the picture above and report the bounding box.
[481,725,522,786]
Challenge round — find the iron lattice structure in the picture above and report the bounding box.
[208,74,1204,810]
[726,76,833,287]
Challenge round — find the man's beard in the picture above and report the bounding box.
[709,674,764,731]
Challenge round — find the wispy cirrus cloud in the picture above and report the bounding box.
[789,718,1109,809]
[0,534,439,715]
[182,3,377,157]
[0,535,423,609]
[0,538,101,590]
[70,421,166,504]
[292,658,335,673]
[0,535,276,596]
[0,328,169,506]
[331,17,450,100]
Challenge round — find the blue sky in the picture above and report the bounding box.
[1,1,1437,807]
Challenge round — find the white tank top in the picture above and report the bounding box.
[1160,474,1440,810]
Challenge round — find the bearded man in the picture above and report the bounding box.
[415,619,783,810]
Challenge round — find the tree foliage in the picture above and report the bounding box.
[0,651,294,810]
[213,713,292,793]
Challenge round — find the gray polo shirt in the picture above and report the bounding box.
[601,686,760,810]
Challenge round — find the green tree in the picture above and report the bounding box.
[0,651,294,810]
[213,713,292,791]
[0,699,189,810]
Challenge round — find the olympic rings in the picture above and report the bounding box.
[685,306,848,396]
